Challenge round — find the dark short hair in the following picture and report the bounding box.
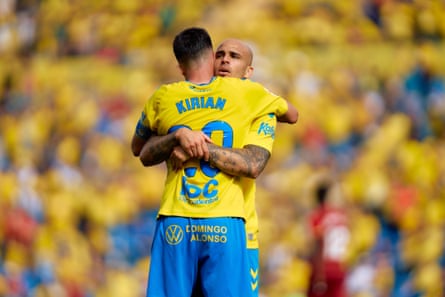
[173,27,213,65]
[315,181,330,205]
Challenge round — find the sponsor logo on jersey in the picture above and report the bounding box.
[165,224,184,245]
[180,165,221,205]
[258,122,275,139]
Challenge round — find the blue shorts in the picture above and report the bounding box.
[192,248,259,297]
[248,248,259,297]
[146,216,249,297]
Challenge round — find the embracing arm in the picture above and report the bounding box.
[130,126,176,165]
[170,116,274,178]
[207,144,270,179]
[139,134,178,166]
[205,112,275,178]
[131,134,147,157]
[137,128,212,167]
[277,101,299,124]
[171,143,270,178]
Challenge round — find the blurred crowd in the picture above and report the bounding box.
[1,0,445,296]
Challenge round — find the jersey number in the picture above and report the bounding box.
[169,121,233,200]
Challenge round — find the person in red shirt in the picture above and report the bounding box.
[307,180,351,297]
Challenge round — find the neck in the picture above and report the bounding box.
[185,65,214,84]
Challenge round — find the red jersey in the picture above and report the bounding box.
[308,206,350,297]
[310,206,350,263]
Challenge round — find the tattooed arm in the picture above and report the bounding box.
[169,114,275,178]
[207,144,270,179]
[138,128,271,178]
[138,128,212,167]
[139,134,177,166]
[170,143,271,179]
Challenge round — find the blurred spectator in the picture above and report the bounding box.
[1,1,445,296]
[307,179,351,297]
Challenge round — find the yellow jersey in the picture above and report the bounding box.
[139,76,287,219]
[242,113,277,249]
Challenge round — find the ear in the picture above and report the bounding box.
[244,66,254,79]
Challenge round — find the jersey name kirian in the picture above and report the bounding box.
[176,96,227,114]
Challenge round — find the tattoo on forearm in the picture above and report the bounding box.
[245,144,270,173]
[140,134,178,165]
[147,141,173,163]
[208,144,270,178]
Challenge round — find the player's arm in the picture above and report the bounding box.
[207,144,270,178]
[171,114,275,178]
[131,112,153,157]
[205,112,275,178]
[138,128,212,167]
[277,101,299,124]
[131,134,147,157]
[130,105,212,166]
[138,134,177,166]
[170,143,270,178]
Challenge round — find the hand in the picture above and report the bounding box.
[170,146,190,171]
[175,128,212,161]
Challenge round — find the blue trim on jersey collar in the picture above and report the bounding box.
[186,76,216,86]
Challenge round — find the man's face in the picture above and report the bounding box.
[214,40,253,79]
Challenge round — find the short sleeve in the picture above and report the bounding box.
[243,113,277,153]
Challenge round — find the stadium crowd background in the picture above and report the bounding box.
[1,0,445,296]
